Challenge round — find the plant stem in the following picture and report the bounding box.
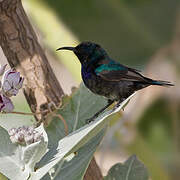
[1,111,42,116]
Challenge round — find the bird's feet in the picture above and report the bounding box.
[86,118,94,124]
[112,100,123,111]
[85,99,115,124]
[86,113,100,123]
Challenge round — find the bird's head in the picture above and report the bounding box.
[56,41,107,65]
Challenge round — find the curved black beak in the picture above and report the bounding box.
[56,46,75,51]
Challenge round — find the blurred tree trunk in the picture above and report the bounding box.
[0,0,64,120]
[84,157,103,180]
[0,0,103,179]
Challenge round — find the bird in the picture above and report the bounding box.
[56,41,174,122]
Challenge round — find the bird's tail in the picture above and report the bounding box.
[148,79,174,87]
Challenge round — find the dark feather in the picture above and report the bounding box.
[95,63,146,82]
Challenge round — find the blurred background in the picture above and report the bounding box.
[1,0,180,179]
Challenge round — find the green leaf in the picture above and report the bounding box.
[104,155,149,180]
[0,114,34,131]
[22,124,48,176]
[0,124,48,180]
[31,83,135,180]
[0,126,29,180]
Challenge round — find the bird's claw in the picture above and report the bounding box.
[85,118,94,124]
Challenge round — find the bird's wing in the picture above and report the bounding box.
[95,62,145,82]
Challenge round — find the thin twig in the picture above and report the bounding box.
[47,101,68,135]
[1,105,68,135]
[52,114,68,136]
[1,110,48,116]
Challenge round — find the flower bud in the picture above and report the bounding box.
[8,127,17,136]
[0,94,14,112]
[9,135,19,144]
[33,132,43,142]
[8,125,44,145]
[16,132,25,144]
[1,69,24,97]
[24,133,34,145]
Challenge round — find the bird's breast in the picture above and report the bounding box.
[81,66,97,91]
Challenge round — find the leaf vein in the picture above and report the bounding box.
[73,87,82,131]
[125,156,135,180]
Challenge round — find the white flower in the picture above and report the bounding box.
[0,94,14,112]
[8,124,48,174]
[1,69,24,97]
[0,64,7,76]
[8,125,45,145]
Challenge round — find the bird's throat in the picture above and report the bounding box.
[81,65,92,80]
